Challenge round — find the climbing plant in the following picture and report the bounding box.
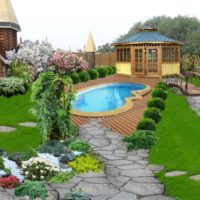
[31,71,76,141]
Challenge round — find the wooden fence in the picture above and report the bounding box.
[95,52,116,67]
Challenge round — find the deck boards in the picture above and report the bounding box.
[72,75,160,135]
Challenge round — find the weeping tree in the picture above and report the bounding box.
[31,71,76,141]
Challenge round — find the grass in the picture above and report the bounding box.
[0,90,41,153]
[189,77,200,88]
[149,90,200,200]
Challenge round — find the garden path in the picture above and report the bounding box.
[51,119,174,200]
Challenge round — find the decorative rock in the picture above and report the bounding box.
[123,181,164,196]
[165,171,186,177]
[189,174,200,180]
[19,122,37,128]
[0,126,16,133]
[108,191,138,200]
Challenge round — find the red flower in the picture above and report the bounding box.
[0,176,20,189]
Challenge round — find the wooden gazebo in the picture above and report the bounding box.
[113,26,181,77]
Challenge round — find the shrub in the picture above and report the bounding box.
[156,82,168,90]
[143,107,162,123]
[152,88,168,100]
[0,77,27,98]
[137,118,156,131]
[64,188,91,200]
[0,176,20,189]
[49,171,75,183]
[96,67,108,78]
[111,66,117,74]
[68,155,103,173]
[70,73,80,84]
[106,66,113,75]
[78,71,90,82]
[123,130,158,151]
[69,140,91,153]
[21,148,38,161]
[87,69,99,80]
[8,152,23,166]
[147,98,165,111]
[0,156,10,174]
[14,181,48,200]
[21,157,60,181]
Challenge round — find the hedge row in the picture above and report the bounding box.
[69,66,117,84]
[123,81,168,151]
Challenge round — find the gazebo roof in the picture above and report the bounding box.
[114,26,180,45]
[0,0,21,31]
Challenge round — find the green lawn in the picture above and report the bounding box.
[0,90,41,153]
[149,90,200,200]
[189,77,200,88]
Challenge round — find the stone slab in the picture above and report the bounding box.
[19,122,37,128]
[165,171,186,177]
[0,126,16,132]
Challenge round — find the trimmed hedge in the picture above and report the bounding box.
[70,73,80,84]
[137,118,156,131]
[96,67,109,78]
[156,81,168,90]
[88,69,99,80]
[106,66,113,75]
[78,71,90,82]
[123,130,158,151]
[152,88,168,100]
[147,97,165,111]
[0,77,27,98]
[111,66,117,74]
[143,107,161,123]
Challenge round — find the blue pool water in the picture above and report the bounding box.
[72,82,146,112]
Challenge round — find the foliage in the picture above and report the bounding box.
[78,71,90,82]
[149,91,200,200]
[0,156,5,170]
[49,49,88,74]
[10,61,34,83]
[31,71,76,141]
[152,88,168,100]
[117,15,200,55]
[123,130,158,151]
[68,155,103,173]
[21,157,60,181]
[49,171,75,183]
[111,66,117,74]
[137,118,156,131]
[38,139,74,157]
[64,188,91,200]
[21,148,38,161]
[0,77,27,98]
[181,54,200,72]
[87,69,99,80]
[69,140,91,153]
[8,152,23,166]
[0,90,41,153]
[147,97,165,111]
[155,82,168,90]
[6,40,53,75]
[70,73,80,84]
[96,67,109,78]
[106,66,113,75]
[14,181,48,200]
[143,107,162,123]
[0,176,20,189]
[97,43,114,53]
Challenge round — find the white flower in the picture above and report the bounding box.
[40,176,45,180]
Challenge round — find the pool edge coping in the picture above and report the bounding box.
[70,82,151,117]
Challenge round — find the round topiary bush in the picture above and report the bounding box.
[70,73,80,84]
[96,67,109,78]
[106,66,113,75]
[143,107,161,123]
[88,69,99,80]
[155,82,168,90]
[111,66,117,74]
[152,88,168,100]
[78,71,90,82]
[137,118,156,131]
[147,98,165,111]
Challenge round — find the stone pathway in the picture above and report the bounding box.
[186,96,200,116]
[51,120,174,200]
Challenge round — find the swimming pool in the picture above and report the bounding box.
[72,82,146,113]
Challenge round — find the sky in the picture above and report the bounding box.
[12,0,200,51]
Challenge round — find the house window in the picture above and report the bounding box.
[117,48,130,62]
[162,47,179,62]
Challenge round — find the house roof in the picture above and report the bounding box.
[84,32,96,52]
[0,0,21,31]
[114,26,180,45]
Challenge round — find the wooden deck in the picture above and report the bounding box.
[72,75,160,135]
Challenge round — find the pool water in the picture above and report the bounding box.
[72,83,145,112]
